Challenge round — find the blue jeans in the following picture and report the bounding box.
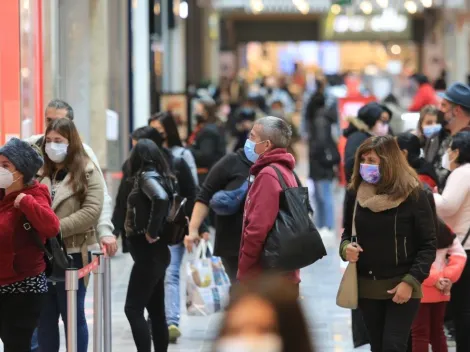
[313,179,335,230]
[31,328,39,351]
[37,253,88,352]
[164,243,185,327]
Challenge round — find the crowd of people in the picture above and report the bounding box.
[2,68,470,352]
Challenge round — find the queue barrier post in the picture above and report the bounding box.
[93,252,104,352]
[65,268,79,352]
[103,254,112,352]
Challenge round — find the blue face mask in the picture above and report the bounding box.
[422,124,442,138]
[244,139,266,163]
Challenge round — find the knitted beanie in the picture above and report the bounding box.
[357,102,384,129]
[0,138,43,183]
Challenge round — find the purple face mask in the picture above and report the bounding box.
[373,121,389,136]
[360,163,380,184]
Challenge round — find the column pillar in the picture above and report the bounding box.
[132,0,151,128]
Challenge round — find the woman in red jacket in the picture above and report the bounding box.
[0,138,60,351]
[408,74,438,112]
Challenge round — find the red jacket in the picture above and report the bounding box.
[237,148,300,283]
[0,181,60,286]
[408,83,438,112]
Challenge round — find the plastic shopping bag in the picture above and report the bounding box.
[186,240,231,316]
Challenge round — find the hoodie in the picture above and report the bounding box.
[408,83,438,112]
[0,181,60,286]
[237,148,300,283]
[343,117,373,182]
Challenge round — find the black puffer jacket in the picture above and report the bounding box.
[343,118,373,183]
[341,186,436,283]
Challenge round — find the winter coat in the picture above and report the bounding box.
[343,118,373,183]
[306,92,340,180]
[238,148,300,283]
[0,182,60,286]
[196,149,253,257]
[408,83,438,112]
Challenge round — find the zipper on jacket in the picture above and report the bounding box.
[394,208,399,266]
[404,237,408,259]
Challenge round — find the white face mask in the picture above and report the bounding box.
[0,167,17,189]
[215,335,282,352]
[45,142,68,163]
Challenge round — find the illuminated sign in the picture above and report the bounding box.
[321,10,412,41]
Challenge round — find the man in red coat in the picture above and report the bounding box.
[237,116,300,287]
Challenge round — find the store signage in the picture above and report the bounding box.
[321,12,412,41]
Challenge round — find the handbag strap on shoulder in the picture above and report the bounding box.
[270,165,288,190]
[21,215,52,259]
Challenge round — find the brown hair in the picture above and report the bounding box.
[417,105,439,136]
[199,97,219,124]
[42,118,90,202]
[349,135,421,201]
[217,275,314,352]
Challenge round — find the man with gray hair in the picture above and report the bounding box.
[237,116,300,287]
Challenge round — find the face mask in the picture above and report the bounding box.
[423,124,442,138]
[215,335,282,352]
[244,139,267,163]
[441,150,457,171]
[270,109,284,118]
[360,163,381,184]
[372,121,389,136]
[0,167,17,189]
[45,142,68,163]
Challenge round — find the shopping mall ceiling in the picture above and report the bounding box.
[212,0,466,14]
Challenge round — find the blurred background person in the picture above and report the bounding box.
[415,105,441,144]
[434,131,470,351]
[214,275,315,352]
[188,97,226,185]
[305,79,340,235]
[37,119,104,352]
[231,106,256,152]
[408,74,438,112]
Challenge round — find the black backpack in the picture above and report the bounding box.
[261,166,327,271]
[22,215,71,282]
[161,176,188,245]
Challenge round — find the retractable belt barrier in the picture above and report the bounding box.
[65,248,112,352]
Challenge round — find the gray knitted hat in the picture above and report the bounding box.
[0,138,44,183]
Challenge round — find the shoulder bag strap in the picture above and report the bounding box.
[461,227,470,247]
[270,165,288,191]
[351,200,358,245]
[22,215,53,260]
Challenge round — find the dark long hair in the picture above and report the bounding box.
[42,118,89,202]
[131,126,164,148]
[217,276,314,352]
[156,112,183,148]
[128,139,173,186]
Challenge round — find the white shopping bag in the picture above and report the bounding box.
[186,240,231,316]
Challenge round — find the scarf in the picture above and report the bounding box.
[356,182,411,213]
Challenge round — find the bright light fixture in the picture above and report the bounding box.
[360,1,373,15]
[421,0,432,7]
[179,1,188,19]
[404,0,417,14]
[331,4,341,15]
[391,44,401,55]
[292,0,310,14]
[376,0,388,8]
[251,0,264,14]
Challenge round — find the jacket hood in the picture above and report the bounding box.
[343,117,372,138]
[1,180,49,203]
[250,148,295,176]
[236,148,254,167]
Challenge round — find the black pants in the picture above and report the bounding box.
[125,237,171,352]
[451,250,470,352]
[0,293,43,352]
[359,298,420,352]
[221,256,239,284]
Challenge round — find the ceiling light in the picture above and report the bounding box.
[376,0,388,8]
[360,1,373,15]
[331,4,341,15]
[421,0,432,7]
[179,1,188,19]
[391,44,401,55]
[250,0,263,14]
[404,0,417,14]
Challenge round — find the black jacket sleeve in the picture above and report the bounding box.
[196,153,236,205]
[340,190,356,260]
[408,189,437,283]
[174,157,196,218]
[141,175,170,239]
[111,162,131,236]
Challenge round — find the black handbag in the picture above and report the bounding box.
[22,215,71,282]
[261,166,327,271]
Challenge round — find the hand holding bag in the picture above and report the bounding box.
[336,201,359,309]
